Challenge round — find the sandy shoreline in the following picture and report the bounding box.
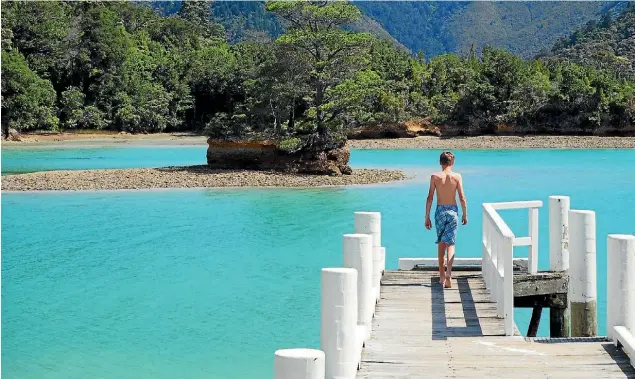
[3,133,634,149]
[1,166,407,191]
[1,132,207,149]
[348,135,635,149]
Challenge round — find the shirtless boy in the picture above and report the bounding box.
[424,151,468,289]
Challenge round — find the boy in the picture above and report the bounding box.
[424,151,468,288]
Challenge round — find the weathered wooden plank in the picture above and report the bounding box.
[357,270,635,379]
[513,271,568,297]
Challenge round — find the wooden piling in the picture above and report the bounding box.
[569,210,597,337]
[549,196,571,337]
[549,294,568,338]
[527,306,543,337]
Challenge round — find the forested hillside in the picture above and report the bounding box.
[2,1,634,141]
[150,0,403,47]
[149,1,629,58]
[543,4,635,79]
[357,1,630,58]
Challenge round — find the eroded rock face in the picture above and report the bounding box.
[347,121,441,139]
[206,138,352,176]
[4,128,22,141]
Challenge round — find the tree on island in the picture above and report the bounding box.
[266,1,373,144]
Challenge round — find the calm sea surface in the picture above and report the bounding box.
[2,147,634,379]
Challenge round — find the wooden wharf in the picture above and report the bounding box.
[357,270,634,378]
[272,197,635,379]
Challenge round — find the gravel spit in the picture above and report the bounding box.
[1,166,407,191]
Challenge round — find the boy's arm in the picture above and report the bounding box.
[457,174,468,224]
[425,175,436,221]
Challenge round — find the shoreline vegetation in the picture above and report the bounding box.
[3,2,635,150]
[2,132,635,150]
[0,166,407,192]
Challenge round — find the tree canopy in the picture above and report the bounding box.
[2,0,634,139]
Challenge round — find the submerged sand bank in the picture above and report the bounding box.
[1,166,407,191]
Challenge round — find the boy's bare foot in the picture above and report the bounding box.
[444,276,452,288]
[439,273,445,285]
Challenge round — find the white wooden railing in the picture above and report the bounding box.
[607,234,635,367]
[482,200,542,336]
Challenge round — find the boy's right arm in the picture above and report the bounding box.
[457,174,468,225]
[425,175,435,230]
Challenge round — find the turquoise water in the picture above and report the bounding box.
[1,146,208,174]
[2,148,634,379]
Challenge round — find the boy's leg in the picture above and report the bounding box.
[446,244,456,281]
[437,242,446,284]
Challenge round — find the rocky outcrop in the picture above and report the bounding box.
[347,120,441,139]
[3,128,22,141]
[206,138,352,176]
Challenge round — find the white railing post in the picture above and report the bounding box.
[274,349,325,379]
[607,235,635,342]
[549,196,570,271]
[496,235,504,319]
[482,214,489,289]
[569,210,597,337]
[321,268,357,379]
[343,234,374,339]
[354,212,381,303]
[528,207,539,274]
[492,234,500,314]
[379,247,386,276]
[503,234,515,336]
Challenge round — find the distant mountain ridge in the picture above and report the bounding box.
[148,1,630,58]
[542,3,635,78]
[148,1,405,48]
[355,1,630,58]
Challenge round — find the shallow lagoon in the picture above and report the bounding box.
[2,148,634,379]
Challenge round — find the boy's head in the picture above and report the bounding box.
[440,151,455,167]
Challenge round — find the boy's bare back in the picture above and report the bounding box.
[430,172,465,206]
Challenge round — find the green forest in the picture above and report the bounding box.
[2,1,634,144]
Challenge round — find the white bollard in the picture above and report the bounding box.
[274,349,325,379]
[549,196,570,271]
[354,212,381,247]
[568,210,597,337]
[354,212,382,302]
[607,234,635,342]
[343,234,374,337]
[321,268,358,379]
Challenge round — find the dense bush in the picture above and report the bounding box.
[2,1,634,139]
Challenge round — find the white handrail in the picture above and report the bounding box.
[482,200,543,336]
[607,234,635,367]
